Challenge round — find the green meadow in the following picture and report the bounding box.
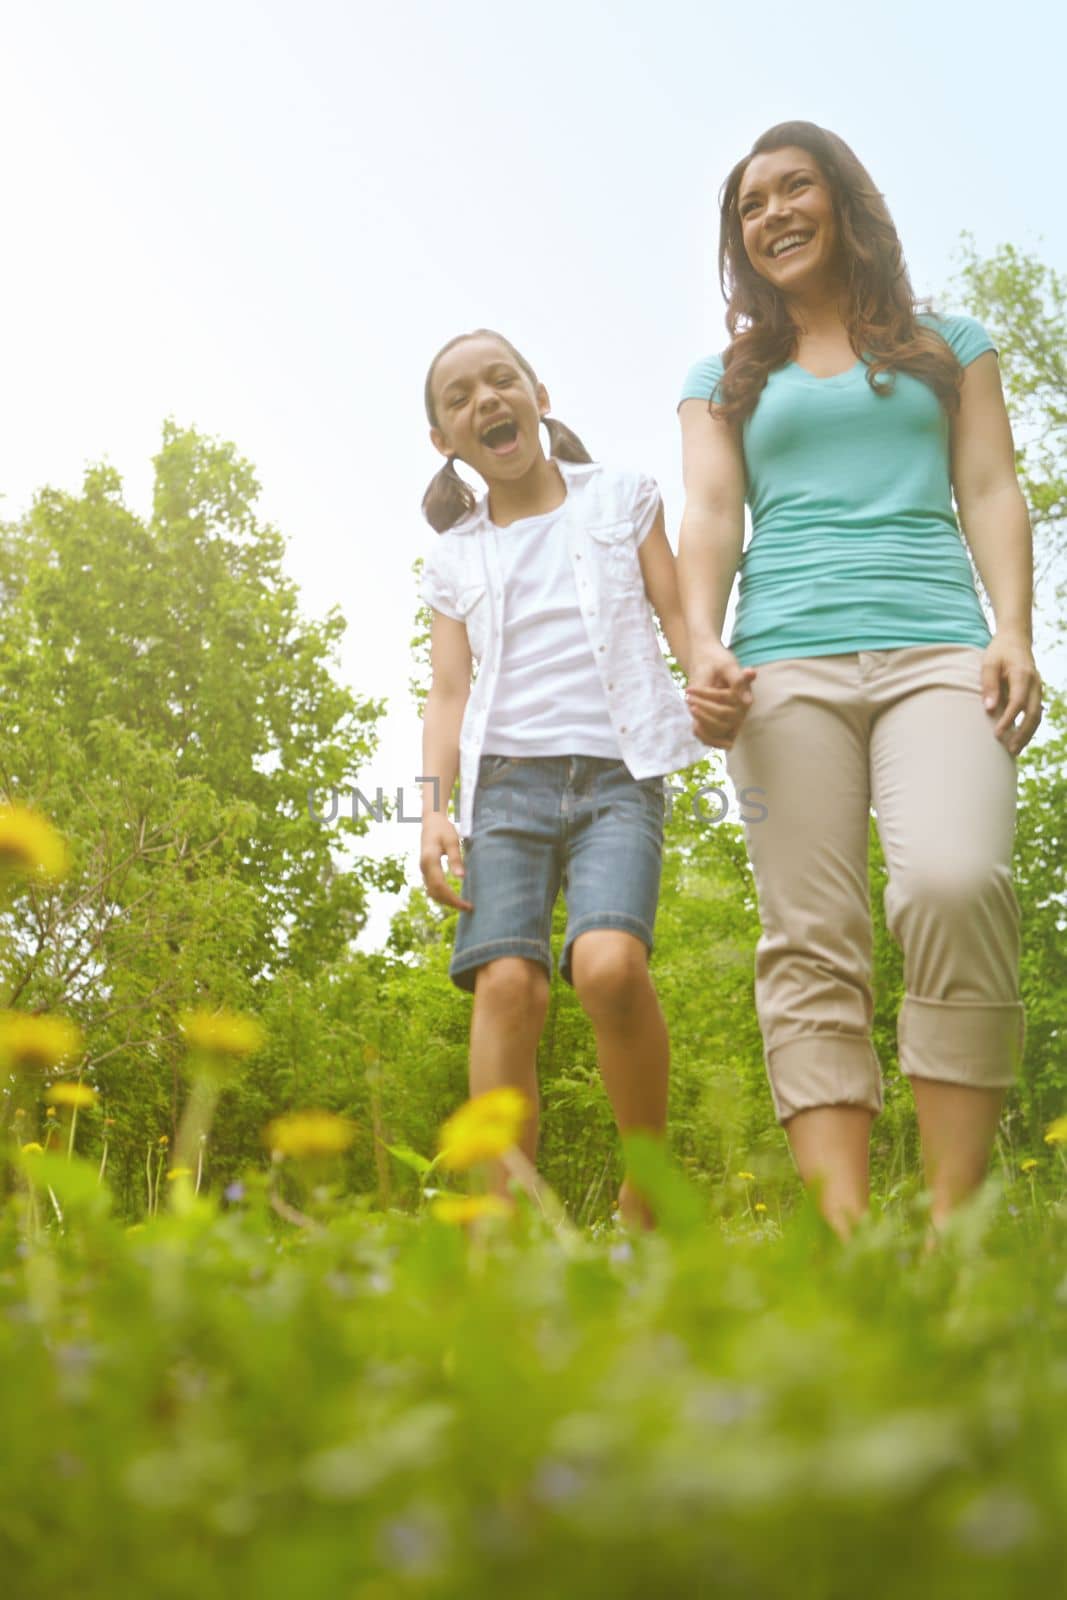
[1,244,1065,1597]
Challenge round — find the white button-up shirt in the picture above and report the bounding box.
[421,459,705,837]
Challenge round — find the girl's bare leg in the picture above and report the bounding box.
[469,956,549,1166]
[570,930,669,1229]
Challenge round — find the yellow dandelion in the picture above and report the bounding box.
[1043,1116,1067,1147]
[157,1134,169,1148]
[265,1110,357,1160]
[754,1202,768,1214]
[13,1108,26,1121]
[437,1087,531,1172]
[19,1142,44,1155]
[0,803,69,883]
[166,1166,194,1181]
[737,1170,756,1182]
[1020,1158,1038,1174]
[45,1106,57,1119]
[179,1008,266,1060]
[45,1082,98,1110]
[430,1193,512,1225]
[0,1012,83,1073]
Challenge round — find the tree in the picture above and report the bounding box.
[0,424,390,1207]
[956,240,1067,592]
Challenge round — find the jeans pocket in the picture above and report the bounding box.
[479,755,520,789]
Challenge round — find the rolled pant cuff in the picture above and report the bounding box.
[766,1035,883,1124]
[898,995,1024,1088]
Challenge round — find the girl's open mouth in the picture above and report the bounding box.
[480,419,520,456]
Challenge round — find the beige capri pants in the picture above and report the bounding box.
[725,645,1024,1123]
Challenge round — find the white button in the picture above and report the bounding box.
[619,726,628,734]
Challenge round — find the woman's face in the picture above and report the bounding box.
[737,145,840,297]
[429,335,548,482]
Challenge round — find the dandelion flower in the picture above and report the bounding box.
[157,1134,169,1148]
[1043,1116,1067,1147]
[737,1170,756,1182]
[437,1087,530,1172]
[19,1142,44,1155]
[166,1166,195,1181]
[431,1193,512,1225]
[0,1012,83,1072]
[45,1082,98,1110]
[754,1202,768,1214]
[179,1008,266,1060]
[265,1110,357,1159]
[1020,1158,1038,1174]
[0,803,69,883]
[45,1107,57,1119]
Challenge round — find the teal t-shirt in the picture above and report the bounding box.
[679,314,995,667]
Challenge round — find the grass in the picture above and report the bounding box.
[1,1140,1065,1600]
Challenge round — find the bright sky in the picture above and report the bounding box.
[4,0,1064,946]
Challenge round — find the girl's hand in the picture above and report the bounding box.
[420,815,473,912]
[981,632,1042,756]
[686,644,757,749]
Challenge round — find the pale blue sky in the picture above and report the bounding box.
[3,0,1063,942]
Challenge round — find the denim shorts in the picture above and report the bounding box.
[449,754,665,993]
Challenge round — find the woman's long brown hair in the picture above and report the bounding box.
[714,121,962,425]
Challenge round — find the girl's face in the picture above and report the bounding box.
[737,145,840,297]
[430,335,549,482]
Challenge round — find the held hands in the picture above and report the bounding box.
[685,643,758,750]
[982,631,1042,756]
[419,814,473,912]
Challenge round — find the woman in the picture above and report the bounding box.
[677,121,1042,1237]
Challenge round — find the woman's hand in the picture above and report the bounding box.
[420,815,473,912]
[685,642,757,750]
[981,631,1042,756]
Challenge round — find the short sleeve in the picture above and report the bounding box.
[419,541,462,620]
[631,471,662,547]
[679,352,726,407]
[924,313,996,368]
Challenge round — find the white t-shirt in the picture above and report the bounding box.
[482,476,660,757]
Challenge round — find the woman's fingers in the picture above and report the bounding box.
[1009,679,1044,755]
[991,665,1042,754]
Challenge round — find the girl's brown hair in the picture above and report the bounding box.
[714,121,962,425]
[421,329,592,533]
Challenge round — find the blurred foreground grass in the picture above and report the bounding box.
[1,1152,1065,1600]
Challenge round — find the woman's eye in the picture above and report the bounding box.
[791,178,810,191]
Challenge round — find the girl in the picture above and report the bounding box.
[678,121,1042,1239]
[419,328,705,1226]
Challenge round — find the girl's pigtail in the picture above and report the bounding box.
[543,415,593,464]
[422,456,476,533]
